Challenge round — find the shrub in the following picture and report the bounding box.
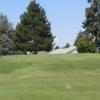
[75,34,96,53]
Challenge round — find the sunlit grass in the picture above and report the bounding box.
[0,54,100,100]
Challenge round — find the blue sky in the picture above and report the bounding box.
[0,0,89,47]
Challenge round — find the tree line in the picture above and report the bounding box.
[0,0,100,55]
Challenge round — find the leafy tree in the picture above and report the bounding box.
[14,0,54,54]
[0,14,14,55]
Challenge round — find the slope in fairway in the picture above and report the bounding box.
[0,54,100,100]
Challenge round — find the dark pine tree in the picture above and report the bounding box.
[14,0,54,54]
[83,0,100,49]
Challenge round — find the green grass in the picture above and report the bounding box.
[0,54,100,100]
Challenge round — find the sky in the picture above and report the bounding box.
[0,0,89,47]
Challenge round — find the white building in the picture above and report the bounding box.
[50,46,78,54]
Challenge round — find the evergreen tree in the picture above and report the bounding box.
[0,14,14,55]
[14,0,54,54]
[83,0,100,49]
[87,0,93,3]
[55,46,60,50]
[63,43,71,49]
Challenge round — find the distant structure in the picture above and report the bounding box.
[50,46,78,54]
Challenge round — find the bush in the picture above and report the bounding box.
[75,34,96,53]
